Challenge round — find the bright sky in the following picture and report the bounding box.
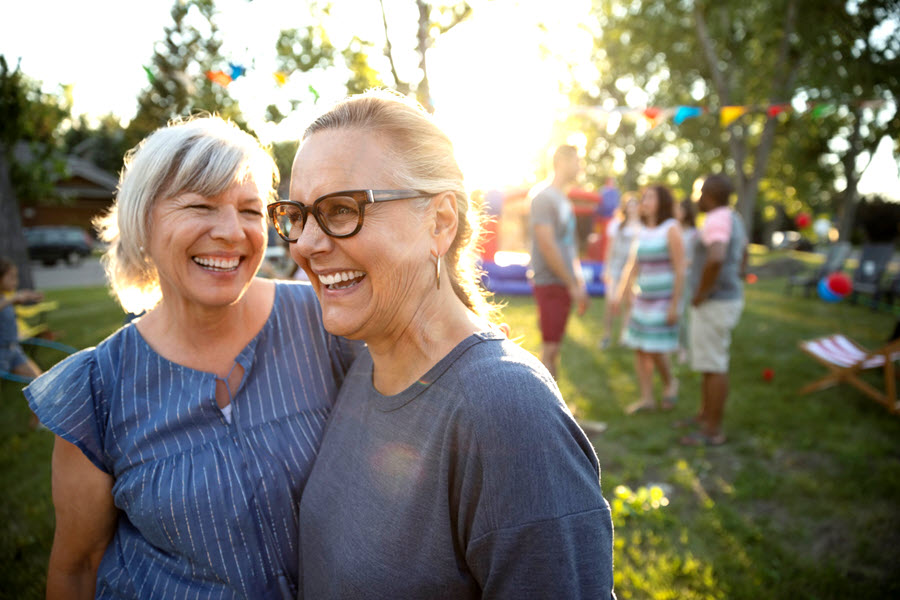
[2,0,898,196]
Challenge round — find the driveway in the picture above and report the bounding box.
[30,256,108,291]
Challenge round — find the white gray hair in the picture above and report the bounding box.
[94,115,278,314]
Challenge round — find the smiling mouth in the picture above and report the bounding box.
[193,256,241,271]
[318,270,366,290]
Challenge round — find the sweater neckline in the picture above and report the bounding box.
[364,330,505,412]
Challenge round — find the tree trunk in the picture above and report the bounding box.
[837,111,864,243]
[0,144,34,289]
[415,0,434,112]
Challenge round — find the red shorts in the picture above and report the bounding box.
[533,284,572,343]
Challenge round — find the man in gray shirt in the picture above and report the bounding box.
[529,145,589,379]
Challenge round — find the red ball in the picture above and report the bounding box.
[795,213,811,229]
[746,273,758,284]
[762,368,774,381]
[825,272,852,296]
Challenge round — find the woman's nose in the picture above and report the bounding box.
[293,212,331,256]
[211,206,246,241]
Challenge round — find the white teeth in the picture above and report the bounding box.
[194,256,240,270]
[318,270,365,287]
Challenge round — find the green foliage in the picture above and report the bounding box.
[581,1,899,238]
[275,26,336,74]
[3,268,900,597]
[0,55,71,205]
[270,139,299,192]
[342,38,385,95]
[125,0,246,148]
[63,114,130,177]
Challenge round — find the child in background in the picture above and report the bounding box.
[601,193,641,348]
[675,199,698,363]
[1,258,44,427]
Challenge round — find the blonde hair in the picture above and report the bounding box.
[94,115,278,314]
[303,89,496,321]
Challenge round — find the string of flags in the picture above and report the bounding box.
[569,99,888,128]
[143,62,298,90]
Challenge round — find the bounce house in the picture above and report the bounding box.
[478,185,618,296]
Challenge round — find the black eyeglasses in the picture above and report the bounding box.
[267,189,429,241]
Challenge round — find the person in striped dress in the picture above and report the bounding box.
[26,116,356,599]
[612,185,686,414]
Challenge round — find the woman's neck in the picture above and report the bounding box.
[366,290,483,396]
[137,278,274,376]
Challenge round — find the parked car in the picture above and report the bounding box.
[24,226,94,266]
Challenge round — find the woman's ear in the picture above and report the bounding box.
[430,191,459,256]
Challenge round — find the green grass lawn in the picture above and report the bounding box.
[2,275,899,598]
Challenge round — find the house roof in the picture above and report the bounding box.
[65,156,119,190]
[13,142,118,198]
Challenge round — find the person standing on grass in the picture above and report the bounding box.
[601,193,641,349]
[528,144,589,379]
[25,116,356,599]
[613,185,685,415]
[678,174,748,446]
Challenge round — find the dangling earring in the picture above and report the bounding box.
[435,253,442,290]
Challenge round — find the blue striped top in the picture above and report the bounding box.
[26,281,355,599]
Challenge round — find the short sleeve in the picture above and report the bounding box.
[530,190,558,227]
[701,207,733,246]
[24,349,110,474]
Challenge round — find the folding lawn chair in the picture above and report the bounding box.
[798,334,900,414]
[849,243,894,308]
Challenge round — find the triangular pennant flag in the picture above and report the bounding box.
[143,66,155,83]
[206,70,232,87]
[720,106,748,127]
[642,107,662,127]
[229,63,246,81]
[673,106,703,125]
[308,84,320,103]
[811,103,836,118]
[273,71,288,87]
[766,103,790,118]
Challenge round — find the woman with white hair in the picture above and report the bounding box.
[26,116,355,599]
[273,90,615,598]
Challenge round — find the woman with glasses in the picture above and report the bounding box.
[26,116,355,599]
[271,90,614,598]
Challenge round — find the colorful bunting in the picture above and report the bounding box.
[766,103,790,118]
[720,105,749,127]
[568,98,884,133]
[673,106,703,124]
[308,84,320,103]
[143,66,155,83]
[273,71,288,86]
[811,103,836,119]
[206,70,233,87]
[229,63,246,81]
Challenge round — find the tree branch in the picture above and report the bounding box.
[750,0,799,190]
[379,0,408,94]
[693,4,730,104]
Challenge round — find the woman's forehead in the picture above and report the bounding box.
[292,130,394,197]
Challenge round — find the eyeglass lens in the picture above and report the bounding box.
[272,194,363,240]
